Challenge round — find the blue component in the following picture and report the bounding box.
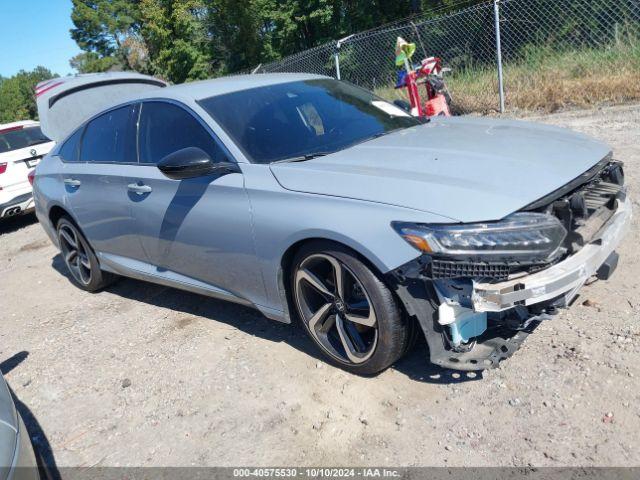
[449,312,487,345]
[395,70,407,89]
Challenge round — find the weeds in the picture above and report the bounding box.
[374,41,640,114]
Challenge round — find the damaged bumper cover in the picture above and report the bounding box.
[472,197,632,312]
[388,197,632,372]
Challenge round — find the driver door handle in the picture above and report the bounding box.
[127,183,152,195]
[64,178,81,187]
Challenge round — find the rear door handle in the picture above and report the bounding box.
[127,183,152,195]
[64,178,81,187]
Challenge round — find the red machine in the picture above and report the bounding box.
[394,38,452,118]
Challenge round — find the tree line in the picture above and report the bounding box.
[0,0,475,124]
[68,0,480,83]
[4,0,633,123]
[0,67,55,124]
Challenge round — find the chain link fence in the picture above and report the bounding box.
[251,0,640,114]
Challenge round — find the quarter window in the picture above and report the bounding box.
[79,105,137,163]
[138,102,225,165]
[58,128,83,162]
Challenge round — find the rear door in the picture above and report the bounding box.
[62,104,147,262]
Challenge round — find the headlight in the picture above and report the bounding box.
[393,212,567,262]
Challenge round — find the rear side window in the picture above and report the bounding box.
[80,105,137,163]
[0,126,50,154]
[138,102,226,165]
[58,128,83,162]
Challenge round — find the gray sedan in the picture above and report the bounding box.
[32,72,630,373]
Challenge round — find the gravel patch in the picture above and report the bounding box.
[1,104,638,467]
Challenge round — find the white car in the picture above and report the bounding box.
[0,120,55,219]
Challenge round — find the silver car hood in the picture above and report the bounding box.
[270,116,611,223]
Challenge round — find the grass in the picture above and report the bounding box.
[374,41,640,114]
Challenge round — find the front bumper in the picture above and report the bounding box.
[388,197,632,371]
[472,197,632,312]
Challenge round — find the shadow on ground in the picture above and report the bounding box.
[0,213,37,236]
[52,253,481,385]
[1,351,61,480]
[392,339,483,383]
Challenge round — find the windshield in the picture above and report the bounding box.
[0,126,50,154]
[198,79,420,164]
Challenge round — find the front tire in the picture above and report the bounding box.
[57,216,116,291]
[291,241,410,375]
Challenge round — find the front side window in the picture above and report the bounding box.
[198,79,420,164]
[138,102,226,165]
[0,126,50,154]
[80,104,137,163]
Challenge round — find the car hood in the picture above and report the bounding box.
[269,116,611,222]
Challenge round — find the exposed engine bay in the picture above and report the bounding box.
[388,156,631,370]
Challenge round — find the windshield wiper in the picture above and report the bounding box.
[273,152,333,164]
[370,131,393,140]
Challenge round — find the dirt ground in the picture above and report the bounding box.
[1,104,639,469]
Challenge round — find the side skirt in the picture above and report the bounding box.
[97,252,287,322]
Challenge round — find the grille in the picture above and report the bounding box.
[581,181,624,211]
[559,161,624,219]
[551,162,624,251]
[431,260,510,281]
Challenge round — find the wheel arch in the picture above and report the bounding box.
[48,204,71,229]
[47,205,91,253]
[277,235,420,370]
[276,234,395,324]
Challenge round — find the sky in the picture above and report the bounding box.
[0,0,81,77]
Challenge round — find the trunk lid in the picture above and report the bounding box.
[36,72,167,143]
[270,116,612,223]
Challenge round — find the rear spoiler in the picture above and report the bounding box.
[36,72,168,143]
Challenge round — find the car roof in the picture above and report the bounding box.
[131,73,331,103]
[36,71,332,143]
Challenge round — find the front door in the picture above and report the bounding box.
[128,101,263,303]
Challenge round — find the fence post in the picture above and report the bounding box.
[493,0,505,113]
[335,34,355,80]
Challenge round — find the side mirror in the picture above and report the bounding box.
[157,147,240,180]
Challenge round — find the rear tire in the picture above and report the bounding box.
[56,216,116,291]
[291,240,410,375]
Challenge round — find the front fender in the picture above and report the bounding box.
[269,226,418,323]
[243,164,453,316]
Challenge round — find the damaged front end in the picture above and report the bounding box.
[388,157,631,371]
